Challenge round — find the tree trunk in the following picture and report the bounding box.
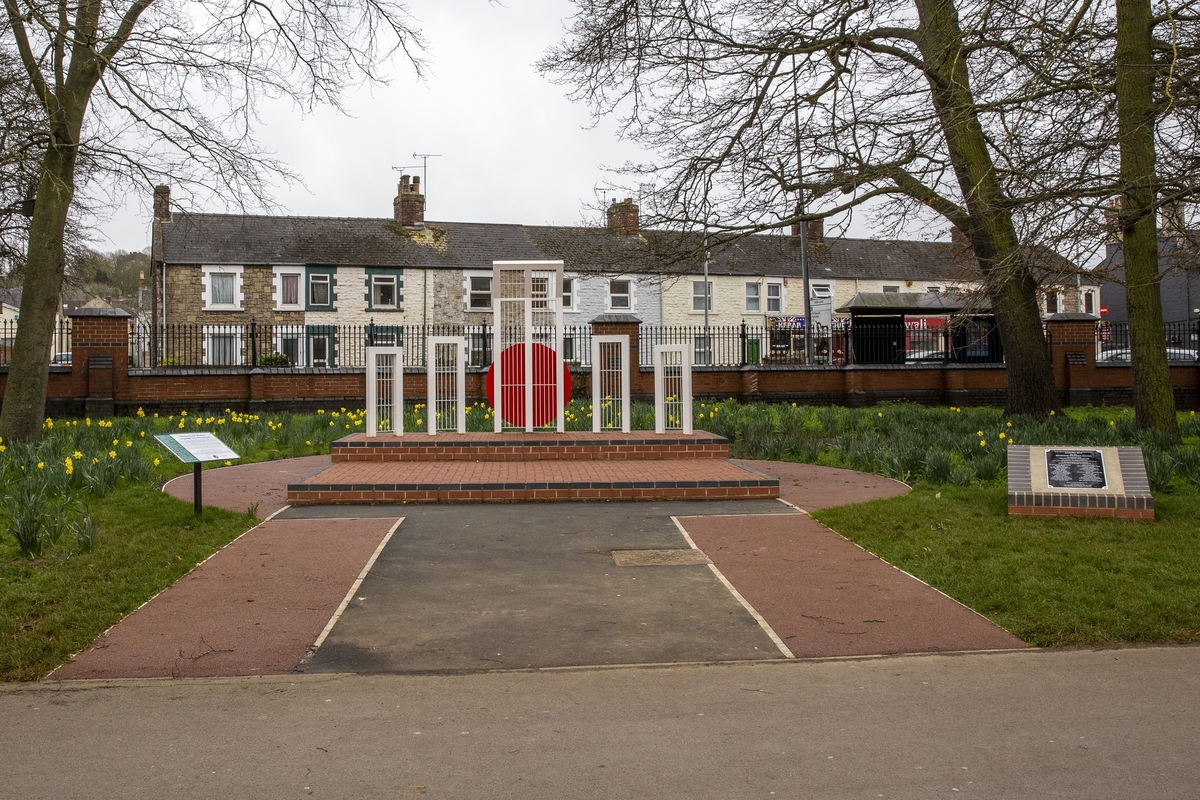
[0,143,77,443]
[913,0,1060,417]
[1115,0,1180,438]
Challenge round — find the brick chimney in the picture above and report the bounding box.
[950,225,971,246]
[607,198,639,235]
[1160,199,1186,238]
[394,175,425,227]
[153,185,171,222]
[790,219,823,242]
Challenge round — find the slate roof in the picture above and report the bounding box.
[158,212,994,282]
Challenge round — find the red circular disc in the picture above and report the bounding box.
[485,343,573,428]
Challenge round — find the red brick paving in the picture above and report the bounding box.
[52,517,397,680]
[679,513,1027,657]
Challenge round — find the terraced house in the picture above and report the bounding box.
[148,180,1096,368]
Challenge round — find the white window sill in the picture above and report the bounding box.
[203,306,244,312]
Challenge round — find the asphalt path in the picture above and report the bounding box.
[5,645,1198,798]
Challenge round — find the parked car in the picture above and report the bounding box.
[49,352,72,366]
[905,347,948,363]
[1097,347,1197,363]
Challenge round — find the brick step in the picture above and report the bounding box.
[287,458,777,505]
[330,431,730,462]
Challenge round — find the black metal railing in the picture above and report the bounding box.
[132,321,595,369]
[639,319,1004,367]
[0,319,73,368]
[125,319,1021,369]
[1097,321,1199,361]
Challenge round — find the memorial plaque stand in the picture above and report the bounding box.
[1007,445,1153,519]
[156,433,241,515]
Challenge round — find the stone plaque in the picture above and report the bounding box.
[1045,449,1107,490]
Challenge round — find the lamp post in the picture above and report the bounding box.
[792,55,813,363]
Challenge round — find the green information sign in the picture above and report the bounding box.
[155,433,240,514]
[155,433,240,464]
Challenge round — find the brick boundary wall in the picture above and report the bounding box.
[1,314,1196,417]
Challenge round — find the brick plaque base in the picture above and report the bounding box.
[1007,445,1153,519]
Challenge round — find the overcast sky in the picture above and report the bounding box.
[96,0,882,253]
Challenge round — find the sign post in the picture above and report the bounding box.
[155,433,240,515]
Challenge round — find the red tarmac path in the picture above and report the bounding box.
[52,455,1024,680]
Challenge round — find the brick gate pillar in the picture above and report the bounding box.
[1044,313,1099,408]
[69,307,132,418]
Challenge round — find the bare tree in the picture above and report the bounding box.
[0,0,425,442]
[542,0,1199,424]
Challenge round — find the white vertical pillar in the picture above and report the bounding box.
[592,335,630,433]
[365,346,403,436]
[653,343,692,434]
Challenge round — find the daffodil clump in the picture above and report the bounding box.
[699,401,1200,490]
[2,406,371,557]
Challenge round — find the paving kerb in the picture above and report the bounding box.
[64,453,1023,678]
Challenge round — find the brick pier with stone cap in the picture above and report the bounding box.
[287,430,779,504]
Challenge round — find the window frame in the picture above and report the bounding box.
[882,285,900,293]
[371,274,398,310]
[273,266,305,311]
[608,278,632,311]
[745,282,761,312]
[692,280,713,312]
[202,325,243,365]
[467,274,493,311]
[766,282,782,313]
[201,265,244,312]
[561,277,575,311]
[811,283,833,300]
[308,273,332,308]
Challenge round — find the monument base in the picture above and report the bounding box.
[1007,445,1154,519]
[288,430,779,505]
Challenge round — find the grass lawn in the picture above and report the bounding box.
[0,484,256,681]
[814,484,1200,647]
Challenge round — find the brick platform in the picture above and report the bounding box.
[289,431,778,504]
[331,431,730,462]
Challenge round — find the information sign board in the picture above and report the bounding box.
[155,433,239,515]
[155,433,240,464]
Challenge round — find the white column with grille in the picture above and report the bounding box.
[591,335,630,433]
[426,336,467,434]
[365,346,404,436]
[653,343,693,434]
